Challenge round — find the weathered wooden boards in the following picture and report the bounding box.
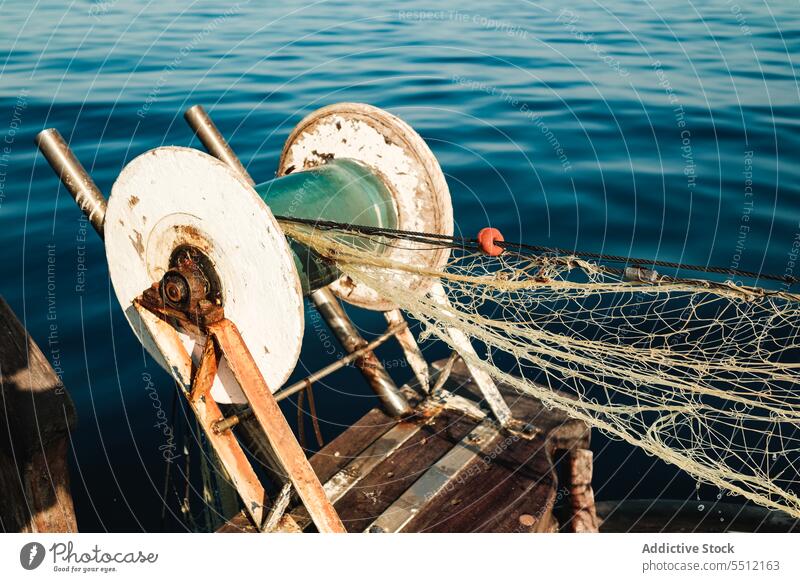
[568,449,600,532]
[0,296,78,532]
[219,358,593,533]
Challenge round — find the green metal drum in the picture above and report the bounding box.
[255,158,398,294]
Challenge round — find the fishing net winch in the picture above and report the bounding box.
[35,103,521,533]
[39,99,800,529]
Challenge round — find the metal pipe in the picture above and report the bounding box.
[278,320,406,401]
[429,282,514,427]
[213,321,407,433]
[310,287,411,416]
[183,105,255,186]
[183,104,412,418]
[384,309,430,393]
[431,350,458,395]
[34,128,107,238]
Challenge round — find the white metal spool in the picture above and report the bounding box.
[105,146,305,404]
[278,103,454,312]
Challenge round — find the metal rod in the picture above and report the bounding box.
[384,309,430,393]
[34,128,107,238]
[183,104,412,418]
[429,282,514,427]
[279,320,407,402]
[213,321,408,433]
[431,350,459,395]
[310,287,411,416]
[183,105,256,186]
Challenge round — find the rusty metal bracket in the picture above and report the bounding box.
[134,286,345,533]
[138,282,224,336]
[205,317,344,532]
[384,309,430,393]
[133,301,273,528]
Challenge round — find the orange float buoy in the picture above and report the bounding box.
[477,227,505,256]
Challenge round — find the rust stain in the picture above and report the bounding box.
[129,229,144,256]
[339,276,356,297]
[173,225,212,253]
[175,224,203,239]
[310,150,335,162]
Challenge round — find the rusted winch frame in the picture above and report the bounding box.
[134,245,345,533]
[183,105,424,417]
[182,105,522,435]
[35,128,344,533]
[34,107,530,534]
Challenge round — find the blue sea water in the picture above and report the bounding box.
[1,1,799,531]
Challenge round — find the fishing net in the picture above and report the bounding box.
[280,219,800,519]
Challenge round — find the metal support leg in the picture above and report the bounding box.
[310,288,411,416]
[134,302,345,532]
[430,282,514,427]
[183,104,412,418]
[384,309,430,393]
[208,318,345,532]
[133,304,273,529]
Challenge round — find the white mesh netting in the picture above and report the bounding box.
[282,220,800,518]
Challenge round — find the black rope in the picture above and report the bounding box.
[274,215,796,286]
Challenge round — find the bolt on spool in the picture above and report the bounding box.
[160,245,223,313]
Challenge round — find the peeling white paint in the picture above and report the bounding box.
[105,147,304,403]
[278,103,454,311]
[287,115,421,206]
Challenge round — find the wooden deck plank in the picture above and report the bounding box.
[405,428,557,532]
[310,407,397,482]
[367,420,502,532]
[324,421,427,505]
[219,406,397,532]
[366,361,589,532]
[332,409,478,532]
